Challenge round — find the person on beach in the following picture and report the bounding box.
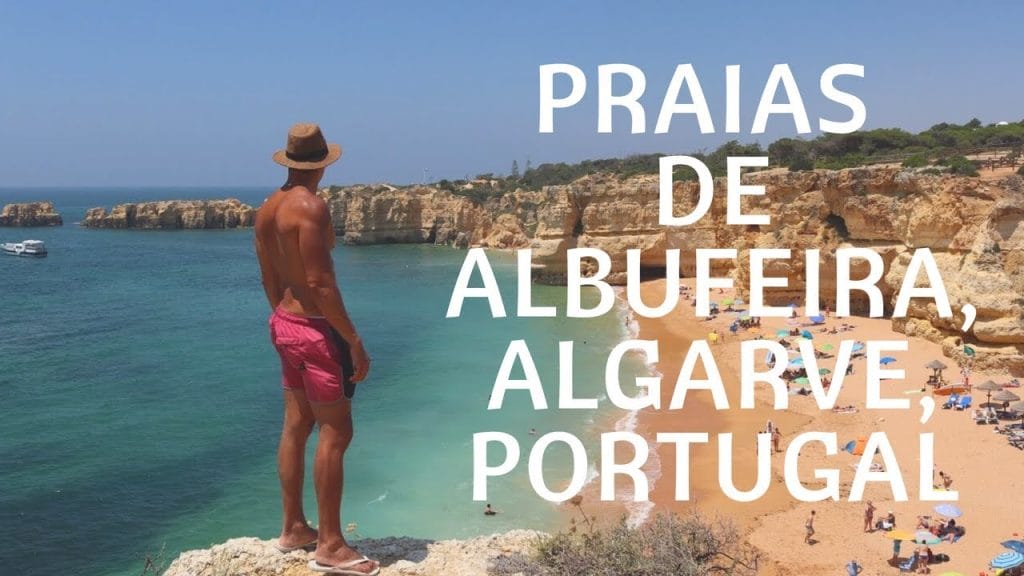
[771,426,782,454]
[914,547,930,573]
[890,538,902,564]
[256,123,377,575]
[880,510,896,531]
[864,501,876,532]
[484,504,497,516]
[938,470,953,490]
[804,510,816,544]
[845,559,862,575]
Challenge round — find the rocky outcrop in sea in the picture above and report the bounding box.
[0,201,63,226]
[82,199,255,229]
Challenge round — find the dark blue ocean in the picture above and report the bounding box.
[0,188,643,576]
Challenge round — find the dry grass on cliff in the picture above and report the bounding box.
[489,511,759,576]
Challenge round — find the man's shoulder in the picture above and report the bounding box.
[277,187,329,225]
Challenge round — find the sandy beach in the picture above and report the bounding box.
[601,278,1024,575]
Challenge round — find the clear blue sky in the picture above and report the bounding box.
[1,1,1021,187]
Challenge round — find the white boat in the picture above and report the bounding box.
[1,240,48,257]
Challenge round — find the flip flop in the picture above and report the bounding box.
[308,556,380,575]
[274,537,318,553]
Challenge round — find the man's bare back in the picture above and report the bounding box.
[254,185,335,317]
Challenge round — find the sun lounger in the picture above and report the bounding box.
[974,407,998,424]
[942,393,960,409]
[954,395,972,410]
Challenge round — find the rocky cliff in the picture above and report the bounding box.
[0,201,63,226]
[318,185,535,249]
[82,199,255,229]
[163,531,542,576]
[520,167,1024,374]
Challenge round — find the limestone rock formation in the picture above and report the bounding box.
[163,530,543,576]
[0,201,63,226]
[525,167,1024,374]
[82,199,255,229]
[318,185,534,249]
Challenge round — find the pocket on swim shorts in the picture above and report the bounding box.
[274,331,334,367]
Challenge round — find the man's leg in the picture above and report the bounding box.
[309,399,378,574]
[278,388,317,548]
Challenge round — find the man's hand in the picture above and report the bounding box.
[349,338,371,383]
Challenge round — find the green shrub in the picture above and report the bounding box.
[489,512,759,576]
[787,155,815,172]
[902,153,929,168]
[941,155,980,176]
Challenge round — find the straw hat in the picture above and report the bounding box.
[272,123,342,169]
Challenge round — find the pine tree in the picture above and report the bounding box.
[511,160,520,180]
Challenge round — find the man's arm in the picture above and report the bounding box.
[296,196,370,382]
[255,235,284,310]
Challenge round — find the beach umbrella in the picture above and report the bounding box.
[776,329,790,337]
[809,315,825,324]
[914,530,942,545]
[933,503,962,518]
[993,390,1021,403]
[991,551,1024,570]
[786,318,799,326]
[1009,401,1024,414]
[733,298,744,305]
[793,377,810,386]
[880,356,897,365]
[885,529,915,541]
[851,343,865,352]
[789,357,804,366]
[740,315,751,321]
[818,368,831,375]
[801,330,813,339]
[976,380,1004,404]
[976,379,1002,391]
[820,343,835,351]
[1003,540,1024,555]
[925,359,948,371]
[721,298,734,306]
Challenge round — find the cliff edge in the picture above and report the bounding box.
[163,531,542,576]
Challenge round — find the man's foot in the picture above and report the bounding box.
[312,543,379,575]
[277,522,318,552]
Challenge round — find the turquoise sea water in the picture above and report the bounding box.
[0,189,644,576]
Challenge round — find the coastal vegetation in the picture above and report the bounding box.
[433,119,1023,201]
[489,510,758,576]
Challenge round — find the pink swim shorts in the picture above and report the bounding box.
[269,307,353,403]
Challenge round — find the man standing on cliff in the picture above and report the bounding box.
[255,123,377,575]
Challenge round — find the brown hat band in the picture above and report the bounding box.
[286,148,329,163]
